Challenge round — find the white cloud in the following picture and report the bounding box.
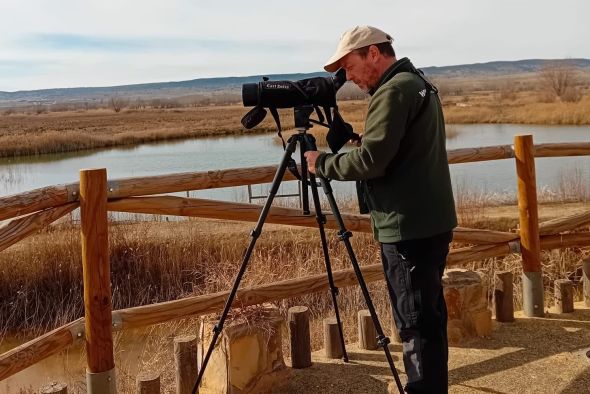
[1,0,589,90]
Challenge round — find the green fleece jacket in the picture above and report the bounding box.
[315,58,457,243]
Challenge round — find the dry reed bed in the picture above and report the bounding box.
[443,95,590,125]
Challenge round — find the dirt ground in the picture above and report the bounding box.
[273,303,590,394]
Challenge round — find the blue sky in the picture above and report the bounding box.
[1,0,588,91]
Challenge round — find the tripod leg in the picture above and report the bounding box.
[318,177,405,394]
[307,172,349,362]
[299,136,310,215]
[191,137,299,394]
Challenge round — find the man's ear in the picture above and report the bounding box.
[368,45,381,62]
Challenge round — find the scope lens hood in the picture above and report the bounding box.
[242,83,260,106]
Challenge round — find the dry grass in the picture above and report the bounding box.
[443,95,590,125]
[438,69,590,124]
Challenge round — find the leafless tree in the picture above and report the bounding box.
[539,61,578,100]
[110,96,127,112]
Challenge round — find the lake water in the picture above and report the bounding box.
[1,124,589,203]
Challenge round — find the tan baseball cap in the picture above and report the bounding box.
[324,26,393,72]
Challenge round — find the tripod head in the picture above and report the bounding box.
[293,105,318,150]
[288,105,320,215]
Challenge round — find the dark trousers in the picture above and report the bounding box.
[380,231,452,394]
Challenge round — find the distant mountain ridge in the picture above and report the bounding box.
[422,58,590,76]
[1,58,589,106]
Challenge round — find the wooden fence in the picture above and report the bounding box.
[1,136,590,387]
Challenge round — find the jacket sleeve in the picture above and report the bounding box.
[315,84,413,181]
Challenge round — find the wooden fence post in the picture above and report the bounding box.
[358,310,377,350]
[583,259,590,307]
[514,135,544,317]
[80,168,116,393]
[40,382,68,394]
[137,372,161,394]
[174,335,199,394]
[494,271,514,322]
[323,317,343,359]
[288,306,312,368]
[554,279,574,313]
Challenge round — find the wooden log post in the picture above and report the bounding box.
[494,271,514,322]
[137,372,161,394]
[357,310,378,350]
[40,382,68,394]
[323,318,343,359]
[288,306,312,368]
[583,259,590,307]
[174,335,199,394]
[554,279,574,313]
[80,168,116,394]
[514,135,544,317]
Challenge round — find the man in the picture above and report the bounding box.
[304,26,457,393]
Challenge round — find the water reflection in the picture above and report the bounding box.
[0,164,26,194]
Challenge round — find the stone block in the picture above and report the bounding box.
[443,269,492,343]
[199,305,289,393]
[470,309,492,337]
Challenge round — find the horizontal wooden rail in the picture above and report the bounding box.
[2,142,589,223]
[534,142,590,158]
[108,195,370,232]
[108,196,518,245]
[107,165,298,199]
[453,226,517,243]
[0,184,78,222]
[448,232,590,266]
[0,318,84,382]
[538,210,590,235]
[115,263,385,330]
[540,232,590,249]
[447,144,514,164]
[448,242,512,266]
[0,165,297,222]
[0,203,78,253]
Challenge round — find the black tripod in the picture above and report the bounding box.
[192,106,404,394]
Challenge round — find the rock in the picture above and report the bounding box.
[443,269,492,343]
[199,305,289,393]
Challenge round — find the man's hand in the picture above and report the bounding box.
[304,151,321,174]
[351,132,363,147]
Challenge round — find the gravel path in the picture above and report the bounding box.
[273,303,590,393]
